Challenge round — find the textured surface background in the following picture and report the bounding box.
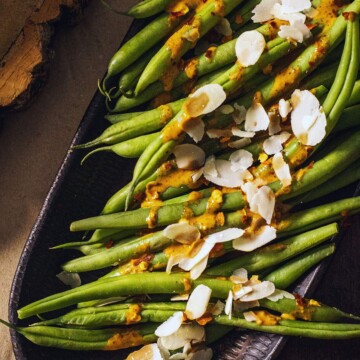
[0,1,359,359]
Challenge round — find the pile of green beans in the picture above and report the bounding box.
[4,1,360,357]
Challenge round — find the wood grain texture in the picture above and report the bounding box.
[0,0,88,111]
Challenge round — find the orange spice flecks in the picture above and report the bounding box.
[151,92,173,109]
[196,313,213,325]
[315,0,342,30]
[160,104,175,124]
[146,206,159,229]
[205,46,217,62]
[125,304,143,325]
[161,61,183,92]
[186,212,225,232]
[207,189,223,213]
[252,310,281,326]
[105,331,144,350]
[183,277,193,292]
[185,57,199,79]
[167,0,208,16]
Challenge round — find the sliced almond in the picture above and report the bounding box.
[263,132,291,155]
[173,144,205,170]
[240,281,276,302]
[126,343,164,360]
[245,103,270,132]
[185,284,212,319]
[250,186,275,224]
[272,152,292,187]
[243,311,258,322]
[205,228,245,244]
[251,0,280,23]
[281,0,311,13]
[155,311,184,337]
[206,128,232,139]
[225,290,233,318]
[236,30,266,67]
[278,99,292,118]
[233,225,277,252]
[219,104,234,114]
[164,223,201,245]
[190,255,209,280]
[179,242,214,271]
[229,149,254,171]
[211,300,225,315]
[233,285,253,300]
[183,117,205,143]
[171,294,190,301]
[267,289,295,302]
[233,104,247,124]
[204,155,217,177]
[215,18,233,36]
[56,271,81,288]
[232,268,248,282]
[228,137,252,149]
[231,127,256,138]
[192,167,204,183]
[290,89,326,145]
[187,84,226,117]
[159,324,205,351]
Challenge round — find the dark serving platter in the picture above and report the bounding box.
[8,15,360,360]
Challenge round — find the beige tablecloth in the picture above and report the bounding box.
[1,1,359,359]
[0,2,134,358]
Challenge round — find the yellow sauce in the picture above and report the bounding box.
[105,331,144,350]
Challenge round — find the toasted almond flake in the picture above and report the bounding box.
[187,348,213,360]
[236,30,266,67]
[164,223,201,245]
[166,254,182,274]
[231,127,256,138]
[219,104,234,114]
[188,84,227,116]
[233,285,253,300]
[205,228,245,244]
[183,118,205,143]
[204,155,217,177]
[225,290,233,318]
[155,311,184,337]
[233,225,277,252]
[204,159,250,188]
[268,116,282,135]
[157,338,171,359]
[278,20,311,43]
[171,294,190,301]
[281,0,311,13]
[211,300,225,315]
[215,18,233,36]
[169,354,186,360]
[250,186,275,224]
[228,137,252,149]
[191,169,203,185]
[243,311,258,322]
[240,281,276,302]
[241,182,259,204]
[271,3,307,24]
[56,271,81,288]
[190,255,209,280]
[206,128,232,139]
[229,149,254,172]
[272,152,292,187]
[185,284,212,319]
[304,7,318,19]
[127,343,163,360]
[234,300,260,312]
[233,104,247,124]
[278,99,292,118]
[252,0,280,23]
[179,242,214,271]
[245,103,270,132]
[290,89,326,145]
[173,144,205,170]
[267,289,295,302]
[159,324,205,351]
[263,132,290,155]
[232,268,248,282]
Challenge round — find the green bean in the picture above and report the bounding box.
[333,105,360,133]
[264,243,335,290]
[215,316,360,339]
[206,223,338,277]
[17,273,234,319]
[235,2,360,108]
[278,196,360,238]
[75,99,184,149]
[135,0,245,94]
[127,0,172,19]
[70,191,245,231]
[17,322,157,350]
[301,62,339,90]
[278,129,360,200]
[105,110,144,124]
[81,132,159,162]
[258,298,360,323]
[35,303,186,328]
[288,160,360,206]
[101,12,186,95]
[347,79,360,106]
[227,0,261,32]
